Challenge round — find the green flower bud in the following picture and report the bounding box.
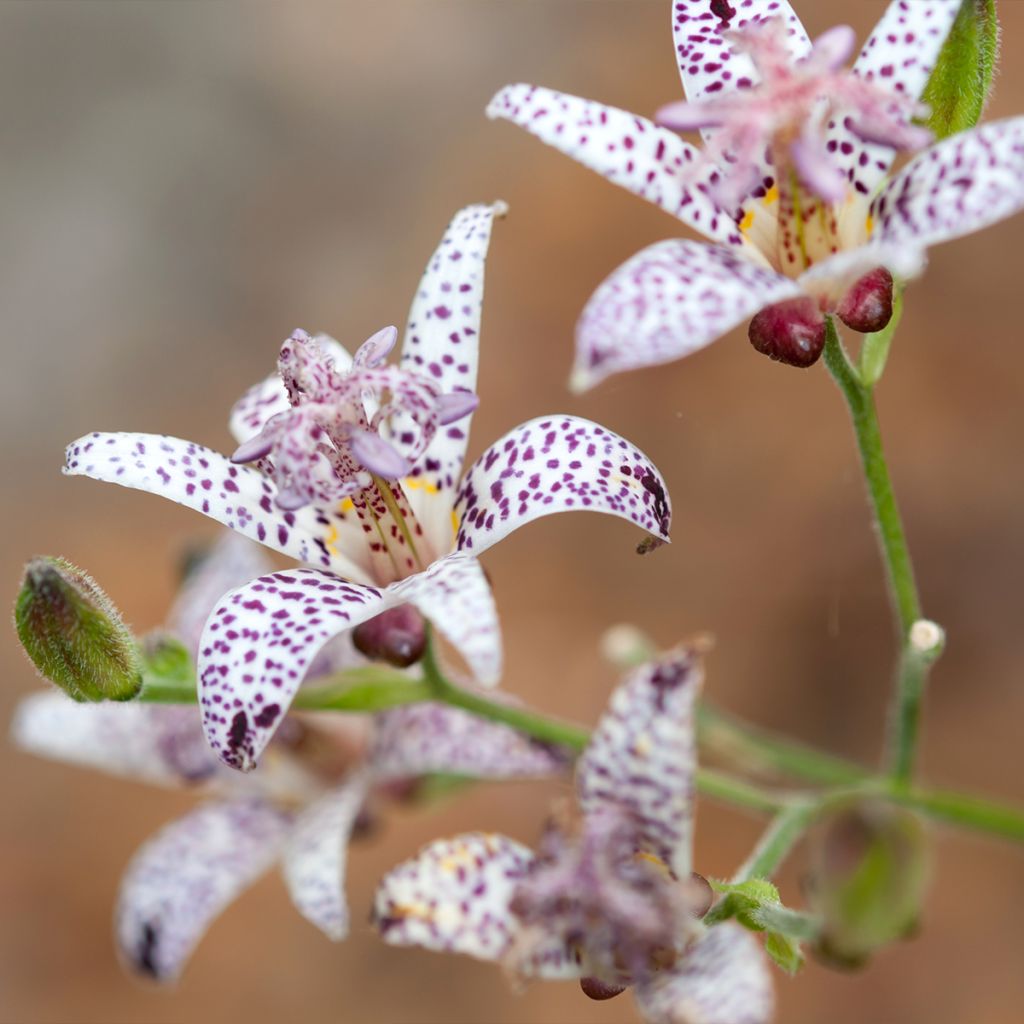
[807,800,930,968]
[14,556,142,702]
[922,0,999,141]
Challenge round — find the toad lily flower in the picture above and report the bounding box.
[63,203,673,771]
[372,650,774,1024]
[488,0,1024,382]
[11,532,568,982]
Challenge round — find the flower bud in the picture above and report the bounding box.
[579,977,627,1001]
[14,556,142,702]
[807,800,930,968]
[836,268,894,335]
[352,605,426,668]
[748,297,826,368]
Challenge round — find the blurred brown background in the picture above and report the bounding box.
[2,2,1023,1022]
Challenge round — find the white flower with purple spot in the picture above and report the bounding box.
[11,532,568,982]
[372,650,775,1024]
[63,203,674,770]
[488,0,1024,382]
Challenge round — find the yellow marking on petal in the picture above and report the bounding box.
[865,213,875,239]
[403,476,440,496]
[634,850,673,880]
[338,497,355,513]
[323,524,340,558]
[739,209,755,234]
[389,901,433,922]
[451,509,460,537]
[764,185,779,206]
[633,733,652,758]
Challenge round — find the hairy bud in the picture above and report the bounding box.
[836,268,894,335]
[748,298,826,368]
[14,557,142,702]
[352,605,426,668]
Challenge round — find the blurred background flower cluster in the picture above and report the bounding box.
[3,2,1023,1021]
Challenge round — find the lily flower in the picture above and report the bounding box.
[63,203,673,770]
[488,0,1024,382]
[11,532,568,982]
[372,649,774,1024]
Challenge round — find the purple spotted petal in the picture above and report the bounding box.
[455,416,672,555]
[871,117,1024,251]
[372,832,535,962]
[348,428,412,479]
[634,923,774,1024]
[281,771,373,940]
[116,798,290,981]
[824,0,959,198]
[399,203,504,550]
[671,0,811,113]
[370,702,568,780]
[198,570,389,771]
[228,333,355,445]
[577,650,703,880]
[63,432,373,583]
[12,692,218,786]
[353,325,398,368]
[388,553,501,686]
[487,84,740,246]
[168,532,274,658]
[574,240,800,389]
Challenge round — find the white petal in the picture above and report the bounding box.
[487,84,740,245]
[11,692,217,786]
[281,771,372,940]
[116,798,290,981]
[797,241,926,306]
[634,923,774,1024]
[574,240,799,389]
[577,650,702,879]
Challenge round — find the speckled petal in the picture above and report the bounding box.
[198,570,388,771]
[372,832,535,962]
[634,923,774,1024]
[399,204,503,552]
[574,240,800,389]
[371,702,567,780]
[116,798,290,981]
[168,532,274,658]
[12,692,217,786]
[824,0,960,198]
[63,432,371,582]
[487,84,739,245]
[228,334,354,445]
[281,771,372,940]
[871,117,1024,251]
[389,553,501,686]
[577,650,702,879]
[454,416,672,555]
[671,1,811,112]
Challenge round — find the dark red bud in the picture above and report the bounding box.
[748,297,826,368]
[688,871,715,918]
[352,605,426,668]
[580,977,627,1001]
[836,267,894,334]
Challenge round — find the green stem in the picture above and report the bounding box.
[734,800,820,882]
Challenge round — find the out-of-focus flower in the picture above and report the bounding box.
[372,650,775,1024]
[63,203,673,770]
[489,1,1024,381]
[11,533,567,982]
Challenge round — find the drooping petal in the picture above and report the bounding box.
[871,117,1024,251]
[388,553,501,686]
[228,334,355,445]
[454,416,673,555]
[167,532,274,658]
[116,798,291,981]
[198,570,390,771]
[574,240,800,389]
[576,650,702,880]
[671,0,811,112]
[370,702,568,780]
[12,692,218,786]
[399,203,504,550]
[281,770,373,941]
[372,832,536,963]
[824,0,960,197]
[63,432,372,583]
[487,85,741,246]
[633,923,774,1024]
[797,240,926,307]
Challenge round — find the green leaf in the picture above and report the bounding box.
[765,931,804,975]
[921,0,999,141]
[859,286,903,388]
